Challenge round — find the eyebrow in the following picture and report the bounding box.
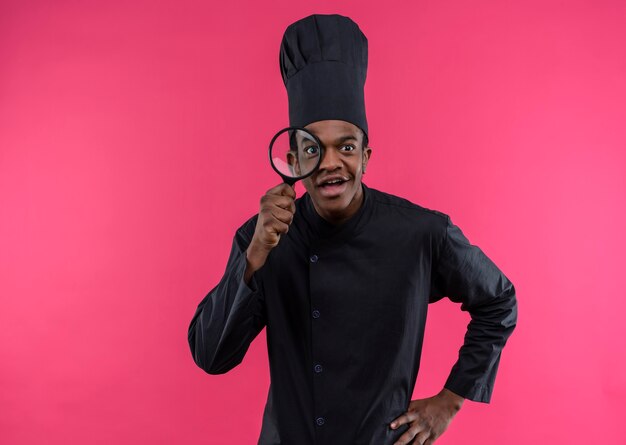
[333,135,358,144]
[299,132,360,148]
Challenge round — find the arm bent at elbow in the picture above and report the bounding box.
[187,218,267,374]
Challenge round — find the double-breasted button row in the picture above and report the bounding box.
[311,253,323,427]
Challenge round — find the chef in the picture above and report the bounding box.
[188,13,518,445]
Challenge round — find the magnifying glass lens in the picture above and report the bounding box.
[270,128,321,179]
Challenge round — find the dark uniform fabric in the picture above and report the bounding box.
[188,183,518,445]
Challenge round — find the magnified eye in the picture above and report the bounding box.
[304,145,320,156]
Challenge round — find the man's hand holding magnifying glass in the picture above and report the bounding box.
[244,127,322,285]
[244,183,296,285]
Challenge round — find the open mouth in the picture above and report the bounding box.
[319,178,347,187]
[317,178,349,197]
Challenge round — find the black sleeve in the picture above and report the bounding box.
[430,214,518,403]
[187,215,267,375]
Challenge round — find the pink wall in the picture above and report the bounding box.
[1,1,625,443]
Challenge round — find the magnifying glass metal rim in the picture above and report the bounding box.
[269,126,324,186]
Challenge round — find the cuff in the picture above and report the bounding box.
[444,376,493,403]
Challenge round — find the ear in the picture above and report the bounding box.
[362,146,372,173]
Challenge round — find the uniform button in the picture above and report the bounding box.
[315,417,325,426]
[314,364,323,373]
[312,309,320,319]
[310,254,318,263]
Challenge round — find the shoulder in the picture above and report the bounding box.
[238,213,259,232]
[234,213,259,246]
[366,185,450,229]
[366,186,455,259]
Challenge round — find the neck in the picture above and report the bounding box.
[312,183,364,226]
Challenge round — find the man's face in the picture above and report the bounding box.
[300,120,372,223]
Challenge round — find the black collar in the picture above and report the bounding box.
[301,182,373,241]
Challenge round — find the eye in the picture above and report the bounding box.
[304,145,320,155]
[340,144,356,152]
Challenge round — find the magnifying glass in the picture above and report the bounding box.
[269,127,323,186]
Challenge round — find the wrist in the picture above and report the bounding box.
[246,240,270,270]
[439,388,464,412]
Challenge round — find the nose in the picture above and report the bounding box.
[318,147,342,172]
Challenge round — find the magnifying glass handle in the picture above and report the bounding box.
[283,177,297,187]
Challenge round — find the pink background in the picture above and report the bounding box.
[1,1,625,444]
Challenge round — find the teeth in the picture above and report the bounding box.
[324,179,343,185]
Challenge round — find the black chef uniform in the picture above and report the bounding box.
[188,183,518,444]
[188,13,517,445]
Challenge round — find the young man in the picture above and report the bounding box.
[188,14,517,445]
